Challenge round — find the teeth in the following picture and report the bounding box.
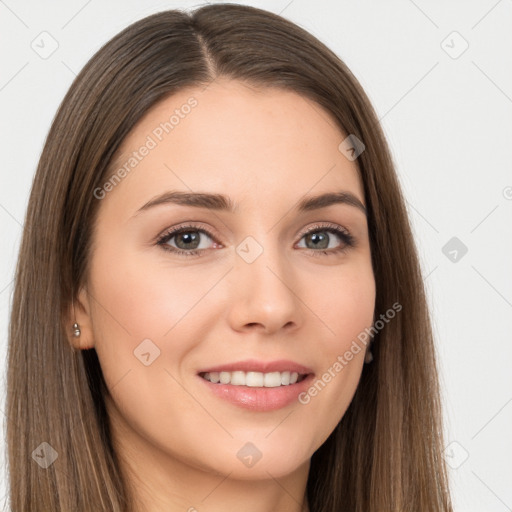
[202,370,303,387]
[246,371,263,387]
[264,372,282,387]
[231,371,245,385]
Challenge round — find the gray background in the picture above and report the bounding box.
[1,1,511,510]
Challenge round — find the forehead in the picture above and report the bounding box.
[103,79,364,217]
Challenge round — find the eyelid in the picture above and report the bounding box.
[155,222,222,245]
[295,221,351,240]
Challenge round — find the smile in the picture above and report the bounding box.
[199,370,308,387]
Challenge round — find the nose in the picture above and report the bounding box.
[226,239,303,335]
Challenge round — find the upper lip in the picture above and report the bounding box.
[198,359,314,375]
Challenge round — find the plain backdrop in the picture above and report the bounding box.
[1,1,511,510]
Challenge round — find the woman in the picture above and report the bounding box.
[6,4,453,511]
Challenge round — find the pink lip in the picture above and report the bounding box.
[198,373,315,411]
[197,359,314,374]
[196,359,315,412]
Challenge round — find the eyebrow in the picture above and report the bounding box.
[134,190,367,217]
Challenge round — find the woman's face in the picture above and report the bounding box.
[78,79,375,481]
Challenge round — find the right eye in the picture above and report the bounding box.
[156,224,221,257]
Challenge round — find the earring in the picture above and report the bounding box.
[364,347,373,364]
[72,322,81,338]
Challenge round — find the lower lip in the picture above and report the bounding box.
[197,373,315,411]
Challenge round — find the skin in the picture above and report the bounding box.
[70,79,376,512]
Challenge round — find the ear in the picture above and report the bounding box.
[65,287,95,350]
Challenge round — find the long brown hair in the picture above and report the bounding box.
[7,4,453,511]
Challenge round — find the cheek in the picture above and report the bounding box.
[321,262,376,375]
[296,263,375,439]
[313,260,376,347]
[87,240,231,390]
[86,244,218,455]
[89,241,215,343]
[86,243,197,388]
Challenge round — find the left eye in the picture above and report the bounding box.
[296,228,346,251]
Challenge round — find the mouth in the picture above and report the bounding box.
[196,360,315,411]
[199,370,310,387]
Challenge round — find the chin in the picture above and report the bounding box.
[186,433,313,480]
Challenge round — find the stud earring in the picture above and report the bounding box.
[72,322,81,337]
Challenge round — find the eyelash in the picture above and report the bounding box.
[155,222,356,258]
